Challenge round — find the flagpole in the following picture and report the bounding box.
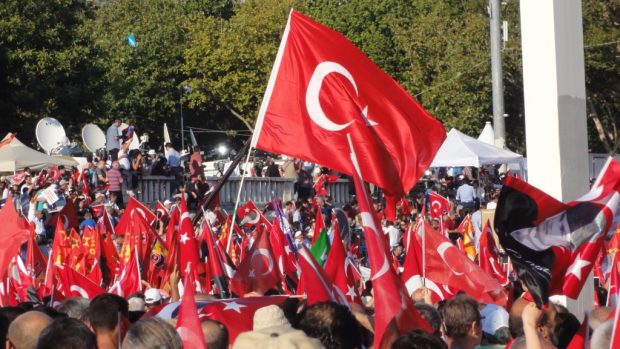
[227,10,294,251]
[422,218,426,287]
[227,146,253,252]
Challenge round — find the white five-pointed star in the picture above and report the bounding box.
[565,254,591,281]
[179,233,190,244]
[222,301,247,313]
[244,208,250,213]
[346,285,356,300]
[249,269,255,278]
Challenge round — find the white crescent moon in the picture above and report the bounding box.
[61,214,69,229]
[404,275,445,300]
[131,207,147,220]
[437,242,465,276]
[246,209,261,225]
[360,212,390,280]
[250,248,274,276]
[157,208,166,217]
[306,61,356,132]
[431,201,442,214]
[70,285,90,299]
[489,256,503,277]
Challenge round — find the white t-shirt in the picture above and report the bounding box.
[118,149,131,171]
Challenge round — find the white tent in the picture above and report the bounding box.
[0,134,77,173]
[431,128,525,170]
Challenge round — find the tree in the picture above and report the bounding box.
[183,0,293,132]
[82,0,191,149]
[583,0,620,153]
[0,0,104,148]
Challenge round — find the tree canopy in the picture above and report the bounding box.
[0,0,617,154]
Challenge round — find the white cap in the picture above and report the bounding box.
[253,305,291,330]
[163,199,172,206]
[144,288,163,304]
[480,304,509,335]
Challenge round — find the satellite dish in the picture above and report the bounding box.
[36,117,67,154]
[119,123,141,150]
[81,124,106,152]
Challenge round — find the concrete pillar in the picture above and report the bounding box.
[520,0,591,319]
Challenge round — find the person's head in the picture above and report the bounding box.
[97,160,105,169]
[127,294,146,312]
[82,293,128,334]
[122,317,182,349]
[539,306,580,349]
[144,288,163,310]
[165,142,172,149]
[479,304,510,345]
[7,311,53,349]
[590,319,613,349]
[57,297,90,319]
[201,319,228,349]
[440,295,482,348]
[297,301,362,349]
[391,328,448,349]
[414,303,442,337]
[36,317,96,349]
[392,245,404,257]
[111,160,120,169]
[114,119,122,127]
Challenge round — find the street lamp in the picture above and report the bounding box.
[179,85,192,151]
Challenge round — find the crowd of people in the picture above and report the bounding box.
[0,120,616,348]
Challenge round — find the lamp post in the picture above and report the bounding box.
[179,85,192,151]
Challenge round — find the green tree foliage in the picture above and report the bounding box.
[0,0,104,147]
[582,0,620,153]
[82,0,190,148]
[183,0,293,131]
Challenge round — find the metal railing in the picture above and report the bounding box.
[127,175,352,208]
[206,176,352,209]
[123,175,175,204]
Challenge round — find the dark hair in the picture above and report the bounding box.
[37,317,96,349]
[440,295,481,339]
[551,312,580,349]
[83,293,128,332]
[414,303,442,336]
[392,328,448,349]
[297,302,362,349]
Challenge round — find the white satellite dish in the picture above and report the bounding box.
[81,124,106,152]
[36,117,67,154]
[119,123,141,150]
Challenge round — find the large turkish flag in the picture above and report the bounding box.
[253,10,445,197]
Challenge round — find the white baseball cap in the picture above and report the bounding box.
[480,304,509,335]
[144,288,163,304]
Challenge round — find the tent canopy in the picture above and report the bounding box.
[430,128,524,168]
[0,133,77,173]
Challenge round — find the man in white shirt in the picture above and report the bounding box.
[165,142,181,191]
[383,220,401,248]
[106,119,122,161]
[456,180,477,210]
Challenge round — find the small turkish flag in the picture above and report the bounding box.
[253,10,445,197]
[428,192,449,219]
[229,228,280,296]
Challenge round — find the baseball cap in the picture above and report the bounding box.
[163,199,172,206]
[480,304,509,335]
[144,288,163,304]
[147,149,156,156]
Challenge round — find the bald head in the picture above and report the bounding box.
[201,319,228,349]
[8,312,52,349]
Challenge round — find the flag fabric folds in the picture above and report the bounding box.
[252,10,445,198]
[494,158,620,307]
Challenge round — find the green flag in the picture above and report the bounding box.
[310,229,331,267]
